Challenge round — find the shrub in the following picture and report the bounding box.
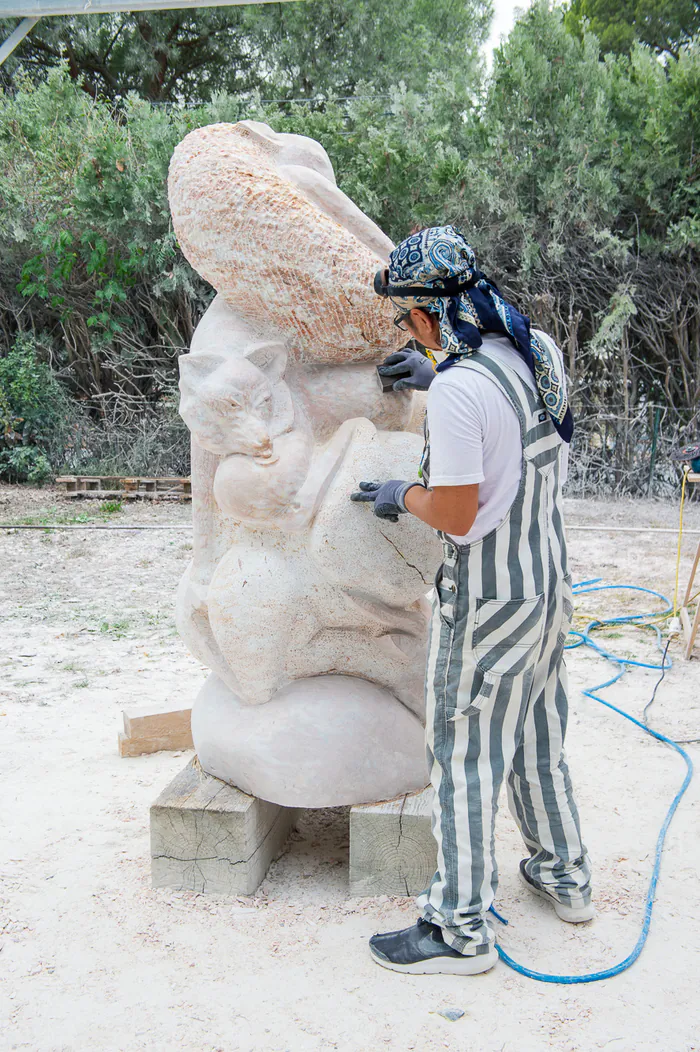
[0,332,77,482]
[0,5,698,493]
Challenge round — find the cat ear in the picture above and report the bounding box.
[246,341,288,383]
[179,352,224,390]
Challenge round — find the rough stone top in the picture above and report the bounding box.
[168,120,401,364]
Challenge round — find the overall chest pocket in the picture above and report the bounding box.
[473,594,545,677]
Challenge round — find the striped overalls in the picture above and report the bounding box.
[416,349,592,955]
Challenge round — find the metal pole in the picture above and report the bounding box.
[0,16,39,67]
[0,0,294,13]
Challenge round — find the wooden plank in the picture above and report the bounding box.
[65,492,188,501]
[57,474,190,493]
[65,490,190,500]
[350,786,435,896]
[150,759,298,896]
[682,603,700,661]
[119,703,193,757]
[57,474,191,500]
[683,540,700,606]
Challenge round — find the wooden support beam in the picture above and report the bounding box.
[118,703,193,757]
[683,539,700,607]
[150,759,298,895]
[350,787,435,896]
[681,604,700,661]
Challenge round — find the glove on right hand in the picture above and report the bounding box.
[377,348,436,392]
[349,479,419,523]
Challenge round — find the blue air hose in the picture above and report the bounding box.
[490,581,695,984]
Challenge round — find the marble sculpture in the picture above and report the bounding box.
[169,120,441,807]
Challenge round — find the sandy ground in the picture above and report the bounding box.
[1,485,699,1052]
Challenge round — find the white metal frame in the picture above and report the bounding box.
[0,0,298,66]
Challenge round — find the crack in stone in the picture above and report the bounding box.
[154,805,296,882]
[396,793,407,850]
[397,795,411,898]
[153,854,247,866]
[379,531,428,585]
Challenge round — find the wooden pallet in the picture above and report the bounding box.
[56,476,191,500]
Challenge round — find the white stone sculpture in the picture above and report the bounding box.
[169,121,440,808]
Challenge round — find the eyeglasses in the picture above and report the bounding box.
[393,310,412,331]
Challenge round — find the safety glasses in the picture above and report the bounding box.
[393,310,412,332]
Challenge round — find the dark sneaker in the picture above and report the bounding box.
[519,860,595,923]
[369,918,498,975]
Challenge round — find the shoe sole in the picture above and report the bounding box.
[519,869,595,923]
[369,946,498,975]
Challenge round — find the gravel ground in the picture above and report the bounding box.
[1,485,699,1052]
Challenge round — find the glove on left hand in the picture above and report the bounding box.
[377,348,436,392]
[350,479,420,523]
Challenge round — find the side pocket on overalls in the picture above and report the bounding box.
[557,573,575,647]
[433,561,457,629]
[447,593,546,721]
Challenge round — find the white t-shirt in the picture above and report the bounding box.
[425,332,568,545]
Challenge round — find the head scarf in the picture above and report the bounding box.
[386,226,573,442]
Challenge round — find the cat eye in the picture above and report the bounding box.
[229,398,241,408]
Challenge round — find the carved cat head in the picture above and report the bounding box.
[179,344,291,460]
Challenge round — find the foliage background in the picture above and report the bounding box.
[0,0,698,492]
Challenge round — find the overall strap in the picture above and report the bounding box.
[450,351,562,473]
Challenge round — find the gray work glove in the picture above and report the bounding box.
[350,479,420,523]
[377,348,436,392]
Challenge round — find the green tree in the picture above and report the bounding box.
[243,0,491,100]
[0,9,259,103]
[564,0,700,58]
[0,0,491,104]
[0,66,209,398]
[0,333,75,482]
[1,3,698,490]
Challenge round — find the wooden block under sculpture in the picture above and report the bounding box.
[349,788,436,897]
[150,759,297,895]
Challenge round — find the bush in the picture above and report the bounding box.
[0,445,52,483]
[0,332,77,482]
[0,5,698,493]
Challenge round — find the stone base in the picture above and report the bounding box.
[150,759,298,895]
[349,786,436,896]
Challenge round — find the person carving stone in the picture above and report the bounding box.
[351,226,593,976]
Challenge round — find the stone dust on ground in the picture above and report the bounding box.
[1,486,699,1052]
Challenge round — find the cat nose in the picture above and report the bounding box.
[249,426,273,455]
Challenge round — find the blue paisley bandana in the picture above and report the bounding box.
[387,226,573,442]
